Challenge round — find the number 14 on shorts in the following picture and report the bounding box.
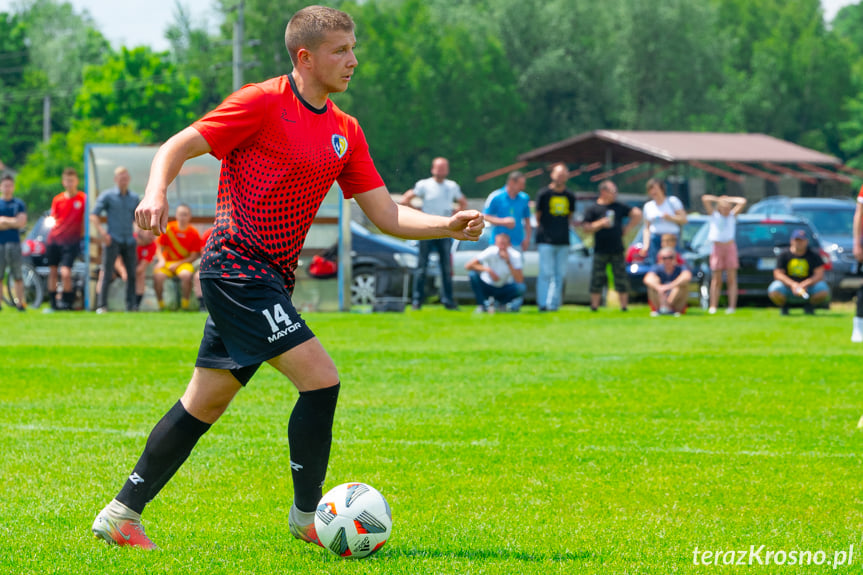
[262,304,303,342]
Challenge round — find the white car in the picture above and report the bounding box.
[450,227,593,305]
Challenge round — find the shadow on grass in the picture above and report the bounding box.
[383,547,595,563]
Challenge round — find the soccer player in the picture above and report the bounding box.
[92,5,484,549]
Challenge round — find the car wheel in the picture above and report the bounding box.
[4,263,44,308]
[351,266,378,307]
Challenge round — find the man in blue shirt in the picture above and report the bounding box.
[483,171,532,252]
[0,174,27,310]
[90,166,140,312]
[644,247,692,316]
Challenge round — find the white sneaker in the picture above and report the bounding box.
[708,307,717,315]
[650,310,659,318]
[725,308,736,315]
[852,331,863,343]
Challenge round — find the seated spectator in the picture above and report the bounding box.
[465,233,526,313]
[768,229,829,315]
[153,204,202,311]
[644,247,692,316]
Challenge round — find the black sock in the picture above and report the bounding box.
[857,287,863,317]
[288,383,340,512]
[136,294,143,307]
[62,291,75,308]
[116,401,211,513]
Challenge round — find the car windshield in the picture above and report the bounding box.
[736,222,815,249]
[792,208,854,237]
[690,221,816,251]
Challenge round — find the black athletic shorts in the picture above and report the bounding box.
[46,242,80,268]
[195,277,316,385]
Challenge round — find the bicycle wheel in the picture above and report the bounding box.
[6,264,44,309]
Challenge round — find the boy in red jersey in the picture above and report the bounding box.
[46,168,86,311]
[92,5,484,550]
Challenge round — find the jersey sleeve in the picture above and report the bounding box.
[337,122,385,199]
[192,84,269,160]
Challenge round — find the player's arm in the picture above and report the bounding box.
[136,127,211,235]
[354,186,484,241]
[728,196,747,215]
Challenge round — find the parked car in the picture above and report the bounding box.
[348,220,424,307]
[625,214,709,300]
[747,197,858,299]
[450,227,593,305]
[687,215,833,308]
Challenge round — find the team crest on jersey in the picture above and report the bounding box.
[332,134,348,158]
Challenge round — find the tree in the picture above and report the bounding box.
[165,1,232,115]
[15,119,146,212]
[74,46,202,143]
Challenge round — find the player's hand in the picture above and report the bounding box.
[136,191,169,236]
[448,210,485,241]
[102,233,112,247]
[501,217,516,230]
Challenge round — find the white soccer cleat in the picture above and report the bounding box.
[92,499,158,549]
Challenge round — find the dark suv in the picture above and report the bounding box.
[747,197,857,299]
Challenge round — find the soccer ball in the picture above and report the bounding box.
[314,482,392,559]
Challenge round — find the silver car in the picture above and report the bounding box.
[450,227,593,305]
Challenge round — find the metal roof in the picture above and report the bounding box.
[516,130,840,165]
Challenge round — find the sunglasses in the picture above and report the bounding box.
[660,256,674,260]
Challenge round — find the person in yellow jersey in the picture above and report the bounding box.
[153,203,202,310]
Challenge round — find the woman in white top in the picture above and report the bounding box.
[702,194,747,314]
[640,178,687,265]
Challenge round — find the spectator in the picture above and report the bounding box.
[702,194,746,315]
[582,180,642,312]
[644,247,692,316]
[135,227,157,310]
[640,178,686,264]
[45,168,86,311]
[91,166,140,313]
[400,157,466,310]
[465,233,525,313]
[853,185,863,342]
[0,174,27,311]
[534,163,576,311]
[768,229,829,315]
[483,171,531,253]
[153,203,202,311]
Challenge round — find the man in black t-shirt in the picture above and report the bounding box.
[534,163,576,311]
[767,229,829,315]
[582,180,642,311]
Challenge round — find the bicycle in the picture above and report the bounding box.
[1,261,45,309]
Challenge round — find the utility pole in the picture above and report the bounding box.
[42,95,51,143]
[232,0,245,92]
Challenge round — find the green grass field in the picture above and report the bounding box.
[2,304,862,574]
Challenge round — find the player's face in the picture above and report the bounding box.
[310,30,358,94]
[551,165,569,184]
[62,174,78,192]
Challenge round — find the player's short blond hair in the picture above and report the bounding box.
[285,5,355,66]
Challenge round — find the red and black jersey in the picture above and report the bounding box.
[194,75,384,292]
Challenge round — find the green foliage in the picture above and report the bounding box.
[15,119,147,213]
[75,47,202,143]
[1,307,862,573]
